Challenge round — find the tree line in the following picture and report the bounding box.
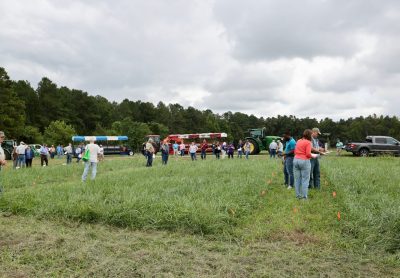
[1,67,400,151]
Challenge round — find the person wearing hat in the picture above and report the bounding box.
[16,141,27,169]
[145,138,155,167]
[0,131,7,194]
[283,131,296,189]
[309,128,325,189]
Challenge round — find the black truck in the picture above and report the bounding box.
[345,136,400,156]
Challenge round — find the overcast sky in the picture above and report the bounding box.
[1,0,399,119]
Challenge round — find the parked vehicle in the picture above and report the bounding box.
[345,136,400,156]
[245,128,281,155]
[1,139,17,160]
[72,136,134,156]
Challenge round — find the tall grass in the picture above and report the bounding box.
[0,156,269,235]
[322,156,400,254]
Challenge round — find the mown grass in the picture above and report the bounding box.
[0,154,399,277]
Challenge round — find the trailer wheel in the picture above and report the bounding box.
[129,151,134,156]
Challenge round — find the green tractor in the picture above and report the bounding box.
[245,128,281,155]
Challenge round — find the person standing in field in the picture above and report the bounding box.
[82,139,101,181]
[0,131,7,194]
[98,145,104,161]
[336,139,344,156]
[277,140,284,158]
[145,138,155,167]
[227,143,235,159]
[221,142,227,159]
[39,144,49,167]
[172,142,179,157]
[49,145,56,159]
[75,144,82,163]
[64,143,73,164]
[200,139,208,160]
[283,131,296,189]
[244,140,251,159]
[189,142,198,161]
[16,141,27,169]
[214,142,221,159]
[237,140,243,158]
[294,129,319,200]
[25,146,34,167]
[160,140,169,165]
[309,128,325,189]
[12,146,18,169]
[269,140,278,159]
[56,144,62,159]
[179,142,186,157]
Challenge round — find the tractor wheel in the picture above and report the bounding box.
[248,138,260,155]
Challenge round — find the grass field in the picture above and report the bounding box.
[0,153,399,277]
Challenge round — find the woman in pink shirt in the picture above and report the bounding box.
[293,129,319,199]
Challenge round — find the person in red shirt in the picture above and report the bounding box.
[293,129,319,199]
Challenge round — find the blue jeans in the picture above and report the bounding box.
[17,154,26,167]
[284,156,294,186]
[294,158,311,199]
[270,149,276,158]
[237,150,243,158]
[309,158,320,189]
[201,150,206,160]
[161,153,168,165]
[245,151,250,159]
[180,150,185,156]
[146,152,153,167]
[215,152,220,159]
[190,152,196,161]
[82,162,97,181]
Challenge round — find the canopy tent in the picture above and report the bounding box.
[72,136,128,142]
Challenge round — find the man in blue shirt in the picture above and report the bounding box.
[283,131,296,189]
[172,142,179,157]
[309,128,325,189]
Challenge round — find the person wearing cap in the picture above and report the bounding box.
[0,131,7,194]
[309,128,325,189]
[145,138,155,167]
[16,141,27,169]
[82,139,101,181]
[283,131,296,189]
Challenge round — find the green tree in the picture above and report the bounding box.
[43,120,76,146]
[0,67,26,138]
[20,126,43,144]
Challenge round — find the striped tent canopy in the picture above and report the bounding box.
[72,136,128,142]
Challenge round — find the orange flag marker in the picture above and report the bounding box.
[293,207,298,213]
[337,211,341,221]
[332,191,337,198]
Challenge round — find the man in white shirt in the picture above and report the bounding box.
[269,140,278,159]
[64,143,73,164]
[0,131,7,194]
[82,139,101,182]
[16,141,27,168]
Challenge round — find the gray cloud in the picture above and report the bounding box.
[1,0,400,119]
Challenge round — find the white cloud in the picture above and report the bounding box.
[1,0,400,119]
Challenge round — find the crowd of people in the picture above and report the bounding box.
[144,138,254,166]
[1,127,328,199]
